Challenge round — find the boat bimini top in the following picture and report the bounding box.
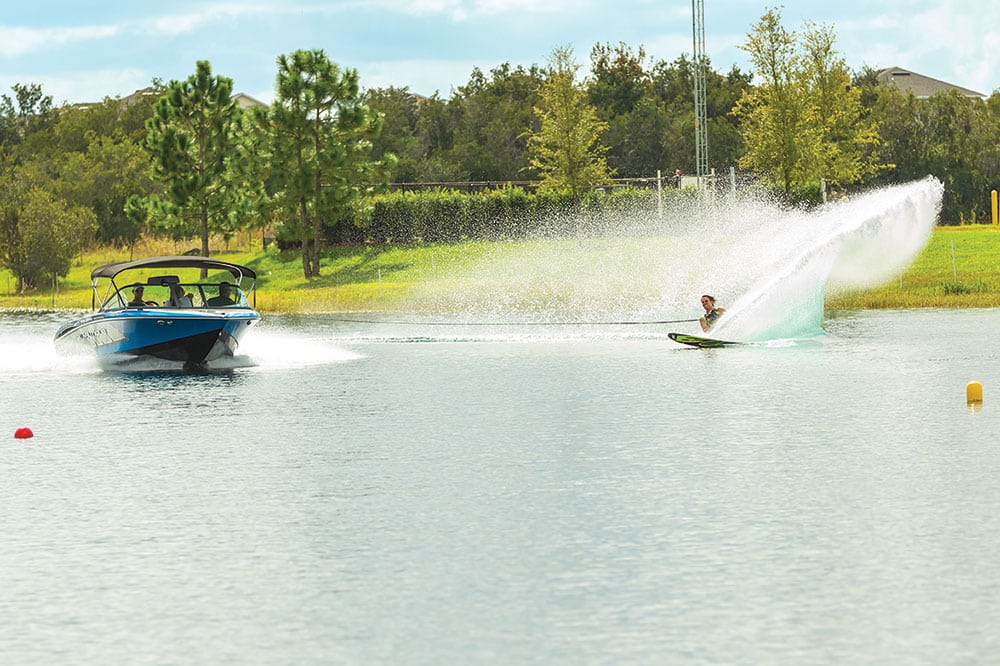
[89,256,258,311]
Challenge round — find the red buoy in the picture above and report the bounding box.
[14,427,33,439]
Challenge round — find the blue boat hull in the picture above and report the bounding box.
[54,307,260,365]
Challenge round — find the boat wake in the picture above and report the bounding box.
[91,330,364,372]
[0,336,101,375]
[238,328,364,369]
[0,328,362,376]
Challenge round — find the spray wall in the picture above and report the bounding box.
[411,177,944,339]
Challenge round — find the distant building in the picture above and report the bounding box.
[876,67,986,99]
[233,93,268,109]
[118,88,269,109]
[120,87,159,107]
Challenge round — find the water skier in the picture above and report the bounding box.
[699,294,725,332]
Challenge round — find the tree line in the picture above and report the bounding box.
[1,7,998,291]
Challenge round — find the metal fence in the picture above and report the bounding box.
[388,168,754,194]
[389,174,684,193]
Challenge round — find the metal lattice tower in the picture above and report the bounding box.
[692,0,708,185]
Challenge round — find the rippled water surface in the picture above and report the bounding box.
[2,309,1000,664]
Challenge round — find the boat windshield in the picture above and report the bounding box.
[101,281,250,311]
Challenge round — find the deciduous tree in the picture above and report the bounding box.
[0,166,96,291]
[799,22,881,187]
[0,83,54,150]
[527,46,613,197]
[733,8,881,194]
[363,86,423,182]
[733,8,813,193]
[27,99,158,248]
[449,63,543,181]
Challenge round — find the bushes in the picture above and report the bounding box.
[350,186,668,244]
[355,187,537,243]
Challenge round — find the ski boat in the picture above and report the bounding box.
[54,256,261,369]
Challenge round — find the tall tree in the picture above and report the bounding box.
[976,92,1000,219]
[25,98,158,248]
[706,65,753,174]
[732,8,811,193]
[587,52,751,178]
[924,92,982,220]
[646,55,702,176]
[733,8,881,194]
[130,61,244,256]
[799,22,881,187]
[409,93,463,181]
[527,46,613,196]
[265,49,393,278]
[871,86,989,220]
[588,43,657,177]
[52,131,154,248]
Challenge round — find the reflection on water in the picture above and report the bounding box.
[2,309,1000,664]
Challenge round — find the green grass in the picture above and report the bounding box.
[0,239,506,312]
[3,225,999,312]
[825,225,1000,309]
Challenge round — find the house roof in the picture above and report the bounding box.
[116,88,269,109]
[233,93,268,109]
[876,67,985,99]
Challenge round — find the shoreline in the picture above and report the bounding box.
[2,225,997,313]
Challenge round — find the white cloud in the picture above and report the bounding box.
[143,2,280,36]
[0,24,118,58]
[839,1,999,92]
[0,68,148,105]
[647,33,697,62]
[365,0,592,21]
[0,3,279,59]
[469,0,590,15]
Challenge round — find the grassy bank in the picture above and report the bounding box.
[2,225,998,312]
[824,225,1000,309]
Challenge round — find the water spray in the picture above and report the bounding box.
[404,177,943,342]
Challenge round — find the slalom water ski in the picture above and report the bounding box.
[668,332,742,348]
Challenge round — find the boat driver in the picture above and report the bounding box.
[128,286,151,307]
[206,282,236,307]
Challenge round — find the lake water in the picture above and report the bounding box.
[2,308,1000,664]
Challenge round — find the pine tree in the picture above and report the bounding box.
[131,61,244,257]
[265,49,393,278]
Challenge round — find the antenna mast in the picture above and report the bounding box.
[692,0,708,186]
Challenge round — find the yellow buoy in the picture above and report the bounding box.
[967,381,983,405]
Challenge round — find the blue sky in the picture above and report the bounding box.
[1,0,996,105]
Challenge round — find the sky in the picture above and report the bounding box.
[0,0,996,106]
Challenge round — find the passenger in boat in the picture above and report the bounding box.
[699,294,726,332]
[206,282,235,307]
[128,286,155,307]
[170,284,192,307]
